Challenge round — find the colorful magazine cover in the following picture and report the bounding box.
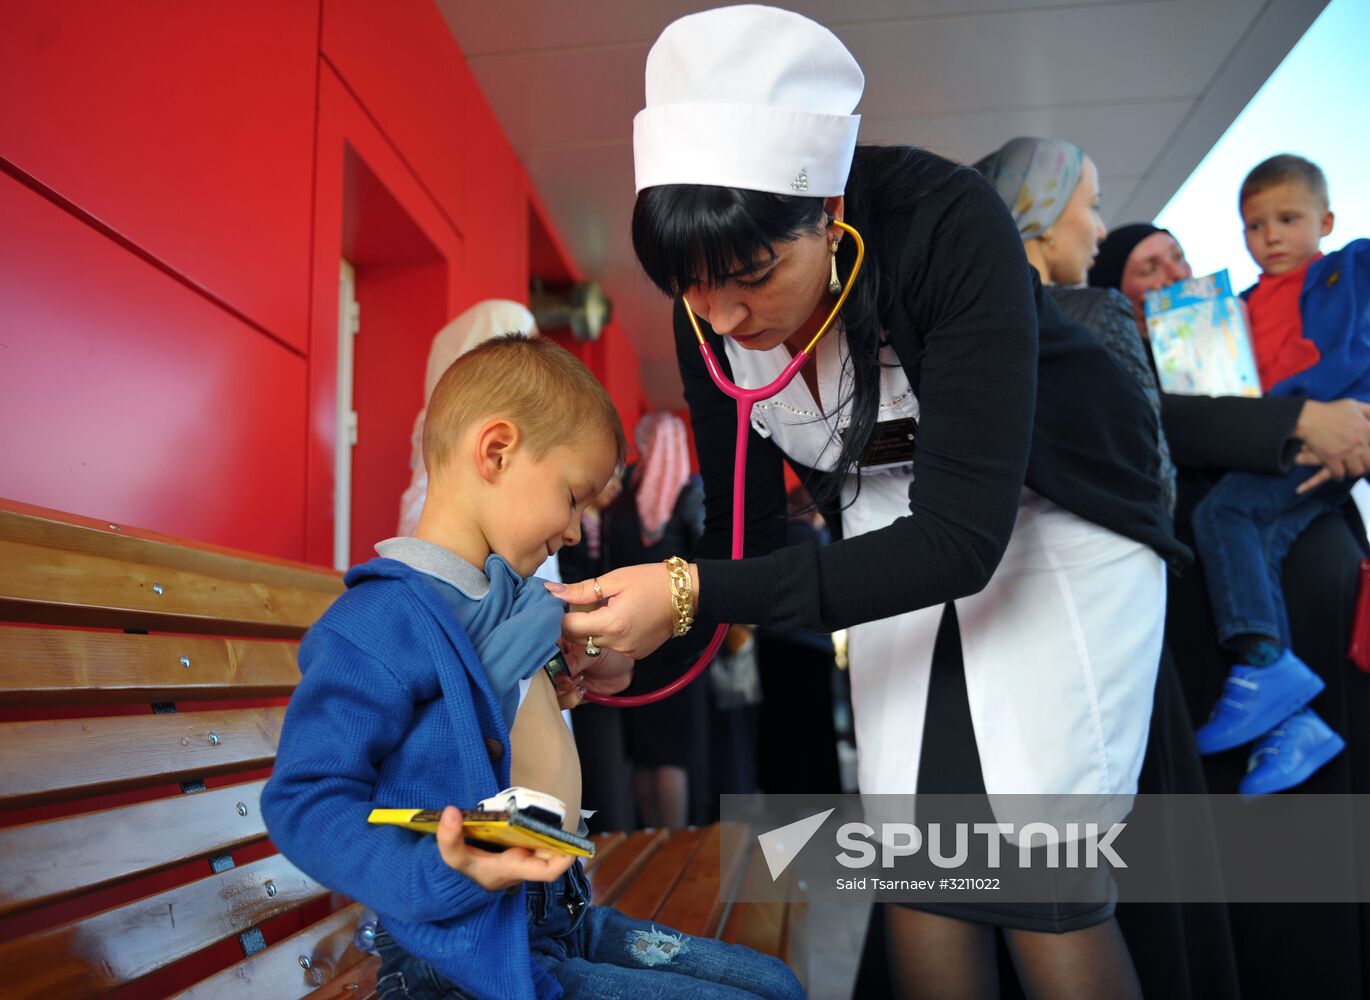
[1144,269,1261,398]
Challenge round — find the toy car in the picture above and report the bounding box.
[475,786,568,829]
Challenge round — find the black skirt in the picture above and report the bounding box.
[891,603,1117,933]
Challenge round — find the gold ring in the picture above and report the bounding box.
[592,578,603,600]
[585,636,601,658]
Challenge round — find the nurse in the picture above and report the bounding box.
[556,8,1173,997]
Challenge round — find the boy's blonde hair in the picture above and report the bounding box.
[1240,154,1329,211]
[423,334,627,476]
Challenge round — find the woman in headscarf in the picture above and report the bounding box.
[977,136,1176,520]
[600,411,705,829]
[554,8,1187,996]
[979,137,1241,1000]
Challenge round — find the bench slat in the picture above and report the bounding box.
[718,849,789,957]
[0,538,335,638]
[0,706,284,808]
[612,825,706,923]
[0,501,344,596]
[0,854,325,1000]
[583,831,626,874]
[585,828,668,908]
[0,626,301,706]
[0,780,269,917]
[169,903,367,1000]
[304,954,381,999]
[652,822,751,938]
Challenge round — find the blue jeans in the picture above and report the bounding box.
[374,926,478,1000]
[1192,465,1357,649]
[372,863,806,1000]
[526,862,806,1000]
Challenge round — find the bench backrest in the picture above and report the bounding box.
[0,500,378,999]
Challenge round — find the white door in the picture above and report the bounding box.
[335,260,360,571]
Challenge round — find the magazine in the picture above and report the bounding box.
[1144,269,1261,398]
[368,806,595,858]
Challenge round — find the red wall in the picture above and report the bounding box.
[0,0,644,564]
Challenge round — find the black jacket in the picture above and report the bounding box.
[679,148,1185,637]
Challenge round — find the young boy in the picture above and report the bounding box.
[1192,155,1370,793]
[261,336,804,1000]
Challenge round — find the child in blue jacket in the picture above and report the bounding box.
[262,336,804,1000]
[1192,155,1370,793]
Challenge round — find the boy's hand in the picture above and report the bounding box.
[559,637,635,696]
[434,806,574,890]
[552,670,587,710]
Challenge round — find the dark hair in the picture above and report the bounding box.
[1240,154,1329,211]
[631,145,946,509]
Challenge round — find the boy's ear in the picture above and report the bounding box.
[1321,210,1335,238]
[474,417,520,484]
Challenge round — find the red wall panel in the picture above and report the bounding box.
[321,0,535,310]
[0,2,318,345]
[0,173,307,560]
[320,0,477,237]
[1,0,646,568]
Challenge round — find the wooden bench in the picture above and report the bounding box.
[0,499,375,999]
[0,499,806,998]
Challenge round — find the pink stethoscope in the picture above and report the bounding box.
[586,220,866,706]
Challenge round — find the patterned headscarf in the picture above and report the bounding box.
[975,137,1085,241]
[632,412,691,546]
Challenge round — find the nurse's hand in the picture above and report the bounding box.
[547,562,700,660]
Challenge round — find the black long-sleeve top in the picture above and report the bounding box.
[678,149,1186,639]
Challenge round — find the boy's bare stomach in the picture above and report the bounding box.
[509,670,582,832]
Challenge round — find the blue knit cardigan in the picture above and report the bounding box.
[261,557,559,1000]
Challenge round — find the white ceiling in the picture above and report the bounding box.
[438,0,1327,407]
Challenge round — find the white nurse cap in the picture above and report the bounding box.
[633,5,864,197]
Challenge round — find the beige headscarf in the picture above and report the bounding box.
[396,300,538,536]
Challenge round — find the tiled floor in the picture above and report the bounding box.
[802,896,872,999]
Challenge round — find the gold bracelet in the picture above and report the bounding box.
[664,556,695,638]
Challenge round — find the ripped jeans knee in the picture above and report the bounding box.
[625,926,691,967]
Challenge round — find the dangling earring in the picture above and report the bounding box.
[828,238,842,295]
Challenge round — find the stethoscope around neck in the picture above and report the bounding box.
[586,219,866,706]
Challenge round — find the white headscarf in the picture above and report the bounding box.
[396,300,538,537]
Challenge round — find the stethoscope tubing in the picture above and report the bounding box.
[586,220,865,706]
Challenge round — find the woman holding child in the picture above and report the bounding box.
[556,8,1182,998]
[1093,185,1370,999]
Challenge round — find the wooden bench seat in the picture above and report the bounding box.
[0,499,806,998]
[0,499,358,1000]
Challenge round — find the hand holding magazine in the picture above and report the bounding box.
[369,787,595,859]
[1144,269,1262,398]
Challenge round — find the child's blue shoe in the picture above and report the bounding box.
[1194,650,1323,755]
[1239,709,1346,795]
